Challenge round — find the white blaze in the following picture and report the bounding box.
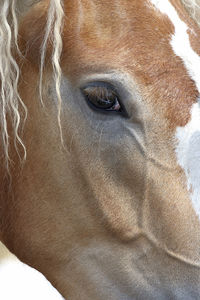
[149,0,200,219]
[176,103,200,218]
[150,0,200,93]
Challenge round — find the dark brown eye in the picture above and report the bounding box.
[82,84,122,112]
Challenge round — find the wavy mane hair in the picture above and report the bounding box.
[0,0,199,170]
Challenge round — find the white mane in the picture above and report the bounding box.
[0,0,199,170]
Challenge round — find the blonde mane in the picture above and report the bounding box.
[0,0,199,170]
[182,0,200,27]
[0,0,64,171]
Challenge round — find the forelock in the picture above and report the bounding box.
[0,0,64,172]
[181,0,200,27]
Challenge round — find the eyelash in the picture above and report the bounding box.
[81,83,123,113]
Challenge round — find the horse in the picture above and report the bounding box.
[1,0,200,299]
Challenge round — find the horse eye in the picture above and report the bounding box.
[82,84,122,112]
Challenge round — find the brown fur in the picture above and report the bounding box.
[1,0,200,299]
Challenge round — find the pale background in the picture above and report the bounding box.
[0,242,63,300]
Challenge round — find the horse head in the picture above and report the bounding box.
[1,0,200,299]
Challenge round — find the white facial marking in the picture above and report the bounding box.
[176,102,200,219]
[149,0,200,93]
[150,0,200,219]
